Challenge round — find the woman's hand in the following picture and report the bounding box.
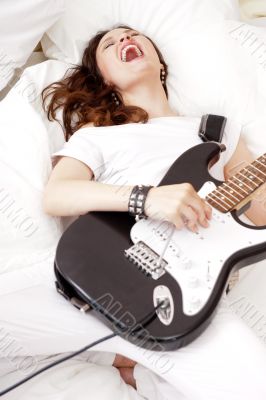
[144,183,212,232]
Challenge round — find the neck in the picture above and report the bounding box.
[122,83,177,119]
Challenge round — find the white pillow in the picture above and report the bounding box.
[41,0,265,155]
[167,21,266,149]
[42,0,240,64]
[0,77,65,274]
[17,59,70,154]
[0,59,76,274]
[0,0,65,91]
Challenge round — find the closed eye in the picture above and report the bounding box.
[104,42,114,50]
[103,32,140,50]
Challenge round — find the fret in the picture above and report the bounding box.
[230,177,250,195]
[207,153,266,213]
[254,158,266,172]
[206,195,228,212]
[243,164,265,184]
[248,165,265,182]
[257,156,266,163]
[259,154,266,163]
[221,183,244,201]
[257,159,266,169]
[227,180,249,197]
[207,191,231,210]
[237,171,259,189]
[252,158,266,173]
[211,191,233,207]
[215,189,235,206]
[257,154,266,166]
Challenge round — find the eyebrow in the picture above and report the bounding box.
[100,29,134,49]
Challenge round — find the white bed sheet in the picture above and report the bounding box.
[1,17,266,400]
[0,124,146,400]
[0,355,143,400]
[0,259,266,400]
[0,69,148,399]
[0,60,266,400]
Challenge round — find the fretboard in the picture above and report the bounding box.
[206,153,266,213]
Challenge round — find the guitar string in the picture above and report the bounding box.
[208,156,266,211]
[156,224,176,269]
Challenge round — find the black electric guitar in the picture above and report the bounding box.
[54,142,266,350]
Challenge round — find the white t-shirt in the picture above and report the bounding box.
[52,116,242,186]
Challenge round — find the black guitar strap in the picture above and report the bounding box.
[198,114,227,143]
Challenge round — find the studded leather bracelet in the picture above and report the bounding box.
[128,184,153,220]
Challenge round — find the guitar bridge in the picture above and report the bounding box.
[124,241,167,280]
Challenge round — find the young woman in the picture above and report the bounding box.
[42,26,266,399]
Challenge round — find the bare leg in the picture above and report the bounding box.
[113,354,137,368]
[118,367,137,389]
[113,354,137,389]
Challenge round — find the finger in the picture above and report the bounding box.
[171,214,185,230]
[203,201,212,220]
[186,196,209,227]
[180,206,198,232]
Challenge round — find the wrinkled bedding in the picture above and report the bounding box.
[1,8,266,398]
[0,57,266,399]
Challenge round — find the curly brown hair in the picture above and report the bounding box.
[42,25,168,140]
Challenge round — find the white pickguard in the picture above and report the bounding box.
[130,182,265,316]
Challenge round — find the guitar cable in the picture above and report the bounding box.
[0,300,166,397]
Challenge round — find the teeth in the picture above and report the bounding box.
[121,45,142,62]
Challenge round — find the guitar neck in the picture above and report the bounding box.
[206,153,266,213]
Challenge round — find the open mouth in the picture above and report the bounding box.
[121,44,143,62]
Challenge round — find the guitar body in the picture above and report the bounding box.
[54,142,266,350]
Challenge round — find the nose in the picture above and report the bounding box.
[119,33,132,43]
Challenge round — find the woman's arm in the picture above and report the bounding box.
[224,136,266,226]
[43,155,211,231]
[43,156,134,216]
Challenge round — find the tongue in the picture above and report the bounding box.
[126,48,139,62]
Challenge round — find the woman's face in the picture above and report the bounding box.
[96,28,163,92]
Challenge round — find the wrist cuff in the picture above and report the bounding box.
[128,185,153,220]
